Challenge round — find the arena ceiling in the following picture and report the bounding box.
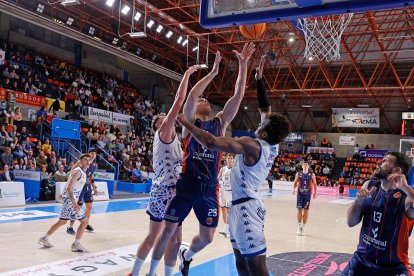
[2,0,414,130]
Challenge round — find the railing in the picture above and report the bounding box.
[80,132,90,153]
[65,151,79,164]
[95,144,120,180]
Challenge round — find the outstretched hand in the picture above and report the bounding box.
[233,42,256,64]
[211,51,222,75]
[185,64,203,75]
[255,55,266,80]
[388,172,408,190]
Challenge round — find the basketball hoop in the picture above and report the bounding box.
[297,13,353,62]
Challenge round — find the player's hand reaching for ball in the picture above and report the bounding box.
[211,51,222,76]
[233,42,255,64]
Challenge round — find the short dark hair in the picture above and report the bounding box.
[386,152,412,175]
[80,153,90,160]
[262,113,290,145]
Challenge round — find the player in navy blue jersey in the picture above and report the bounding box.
[293,162,317,236]
[147,43,256,276]
[343,152,414,276]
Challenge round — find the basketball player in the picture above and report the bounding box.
[292,162,317,236]
[38,154,90,252]
[175,55,290,275]
[343,152,414,275]
[128,65,200,276]
[147,43,255,276]
[218,154,234,237]
[67,149,97,235]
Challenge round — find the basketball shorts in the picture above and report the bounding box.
[146,182,176,222]
[60,197,86,221]
[164,175,219,228]
[341,252,412,276]
[297,193,311,210]
[229,198,267,257]
[77,183,93,205]
[220,190,232,208]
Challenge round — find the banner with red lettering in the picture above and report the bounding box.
[2,88,47,107]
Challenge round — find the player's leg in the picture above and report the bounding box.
[296,194,304,235]
[164,223,183,276]
[71,215,89,252]
[38,219,67,248]
[83,184,94,231]
[245,255,269,276]
[301,195,311,235]
[219,191,228,236]
[233,248,251,276]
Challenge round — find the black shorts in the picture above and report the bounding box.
[164,175,219,228]
[78,183,93,205]
[342,252,412,276]
[297,193,311,210]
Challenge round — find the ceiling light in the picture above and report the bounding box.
[192,46,199,52]
[105,0,115,7]
[66,17,74,25]
[121,5,130,15]
[244,106,248,110]
[147,20,155,28]
[288,32,295,43]
[88,27,95,35]
[129,32,146,38]
[308,56,314,61]
[166,31,173,38]
[301,105,312,108]
[112,38,119,44]
[134,12,142,21]
[177,36,182,44]
[357,104,369,107]
[156,25,163,33]
[61,0,79,6]
[349,108,353,111]
[37,4,44,13]
[182,39,188,46]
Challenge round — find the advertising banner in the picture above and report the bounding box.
[317,186,350,196]
[113,112,134,126]
[284,132,303,143]
[11,90,47,107]
[358,149,388,158]
[332,108,380,128]
[88,107,113,124]
[339,136,355,146]
[14,170,41,181]
[306,147,335,154]
[0,181,25,207]
[55,181,109,203]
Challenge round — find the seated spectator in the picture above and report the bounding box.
[370,144,375,149]
[52,164,68,182]
[321,138,329,147]
[35,150,47,170]
[20,127,31,141]
[322,165,331,176]
[41,138,52,156]
[35,106,47,127]
[364,144,369,149]
[25,150,36,167]
[11,107,23,127]
[22,137,34,155]
[40,165,52,181]
[0,164,15,181]
[1,107,11,124]
[47,157,58,174]
[15,158,26,170]
[13,144,26,159]
[1,147,14,169]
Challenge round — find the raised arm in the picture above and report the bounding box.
[347,180,370,227]
[177,114,260,160]
[220,43,255,130]
[388,172,414,220]
[255,55,271,125]
[159,65,200,143]
[182,51,222,123]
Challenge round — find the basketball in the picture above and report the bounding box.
[239,23,267,39]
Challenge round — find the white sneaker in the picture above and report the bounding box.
[71,242,88,252]
[38,237,53,248]
[301,225,306,236]
[296,224,302,235]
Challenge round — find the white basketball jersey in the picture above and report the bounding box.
[64,167,87,200]
[231,139,278,201]
[152,130,182,186]
[221,166,232,191]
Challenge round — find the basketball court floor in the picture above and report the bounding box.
[2,189,407,276]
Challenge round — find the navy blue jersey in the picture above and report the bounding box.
[298,172,312,195]
[356,180,414,267]
[182,118,222,181]
[85,162,97,184]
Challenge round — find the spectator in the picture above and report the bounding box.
[20,127,31,141]
[15,158,26,170]
[321,138,329,147]
[370,144,375,149]
[49,98,62,113]
[364,145,369,149]
[1,107,11,124]
[35,106,47,127]
[35,150,47,169]
[47,157,58,174]
[52,164,68,182]
[322,166,331,176]
[26,159,36,170]
[25,150,36,168]
[13,144,26,159]
[0,164,15,181]
[11,107,23,127]
[1,147,14,169]
[41,138,52,156]
[40,164,52,181]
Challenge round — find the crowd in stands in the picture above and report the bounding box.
[0,39,162,184]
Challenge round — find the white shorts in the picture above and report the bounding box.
[60,197,86,221]
[229,198,266,257]
[220,190,232,208]
[146,183,176,222]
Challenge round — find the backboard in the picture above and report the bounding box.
[199,0,414,28]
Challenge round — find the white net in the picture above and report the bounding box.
[297,13,353,62]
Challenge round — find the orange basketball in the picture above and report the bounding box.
[239,23,266,39]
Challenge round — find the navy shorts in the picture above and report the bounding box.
[342,252,411,276]
[297,193,311,210]
[78,183,93,205]
[164,175,219,228]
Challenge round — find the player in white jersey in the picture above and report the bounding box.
[129,65,201,276]
[218,154,234,237]
[176,55,290,275]
[38,154,91,252]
